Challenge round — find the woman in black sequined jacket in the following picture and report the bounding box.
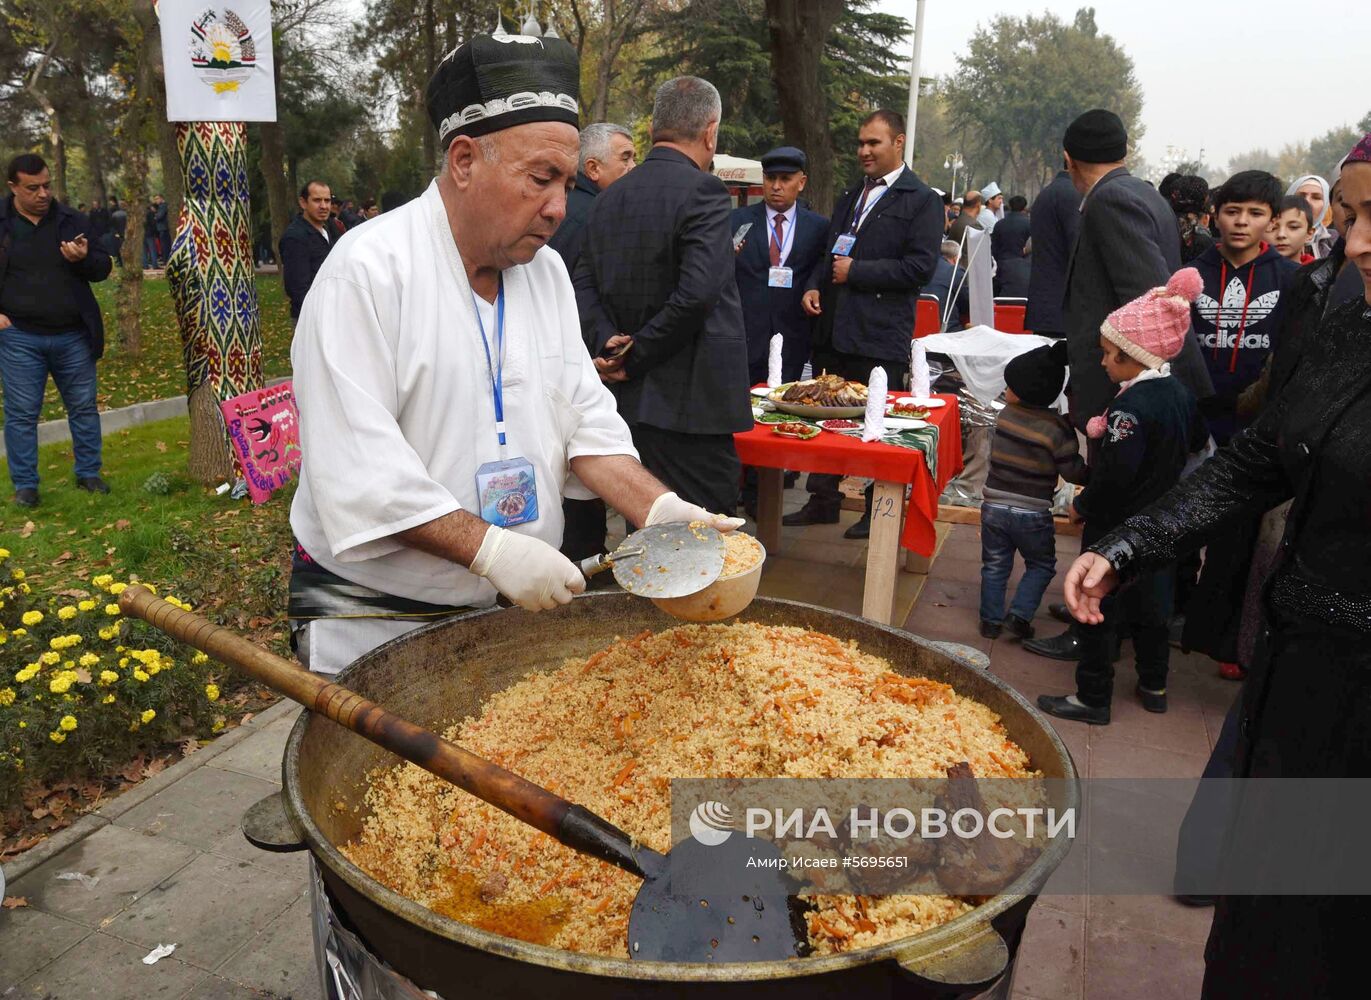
[1062,149,1371,999]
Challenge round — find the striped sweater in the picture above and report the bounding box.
[983,402,1089,510]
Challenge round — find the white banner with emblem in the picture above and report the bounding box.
[159,0,277,122]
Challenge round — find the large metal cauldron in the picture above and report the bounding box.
[280,595,1079,999]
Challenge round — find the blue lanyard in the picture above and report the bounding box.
[472,278,507,452]
[769,212,795,264]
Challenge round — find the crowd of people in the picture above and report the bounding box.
[5,23,1371,993]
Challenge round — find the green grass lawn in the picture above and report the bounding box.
[0,416,293,654]
[1,273,294,424]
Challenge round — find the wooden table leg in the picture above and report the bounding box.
[862,480,904,625]
[756,467,784,555]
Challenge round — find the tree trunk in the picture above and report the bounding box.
[26,42,67,203]
[763,0,844,215]
[136,0,185,227]
[259,122,291,256]
[187,381,234,484]
[423,0,437,169]
[116,170,146,355]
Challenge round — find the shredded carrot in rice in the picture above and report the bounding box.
[342,623,1036,959]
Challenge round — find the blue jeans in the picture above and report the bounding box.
[143,234,160,268]
[0,327,103,490]
[979,501,1057,624]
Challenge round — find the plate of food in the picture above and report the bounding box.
[750,386,776,397]
[771,421,822,440]
[818,418,861,432]
[768,373,869,418]
[886,400,931,419]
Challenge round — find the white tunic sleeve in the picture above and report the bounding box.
[292,274,462,562]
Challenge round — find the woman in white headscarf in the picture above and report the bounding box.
[1286,173,1337,257]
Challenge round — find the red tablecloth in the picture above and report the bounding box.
[734,394,963,556]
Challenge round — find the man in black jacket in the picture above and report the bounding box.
[0,154,113,507]
[1024,166,1081,337]
[552,121,636,562]
[574,76,752,515]
[784,108,945,538]
[548,122,636,274]
[279,180,346,321]
[992,194,1032,298]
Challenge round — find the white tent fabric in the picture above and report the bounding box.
[711,154,763,186]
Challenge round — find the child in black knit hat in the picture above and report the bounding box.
[978,341,1088,640]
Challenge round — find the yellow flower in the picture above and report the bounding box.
[12,569,26,581]
[78,599,97,612]
[18,720,27,728]
[50,730,66,743]
[133,669,150,682]
[40,651,60,665]
[119,657,129,668]
[0,547,10,558]
[99,670,119,685]
[11,628,25,636]
[14,666,37,684]
[92,574,114,589]
[191,651,209,666]
[79,652,100,667]
[102,694,115,704]
[21,610,42,626]
[0,688,14,706]
[57,606,77,621]
[49,675,73,694]
[98,626,118,641]
[105,604,121,616]
[211,717,225,733]
[140,709,156,724]
[18,583,31,594]
[108,582,126,595]
[59,714,77,732]
[205,684,220,702]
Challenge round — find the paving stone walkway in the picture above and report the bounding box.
[1,493,1226,999]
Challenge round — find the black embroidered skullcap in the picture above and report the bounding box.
[1063,109,1128,164]
[426,33,580,148]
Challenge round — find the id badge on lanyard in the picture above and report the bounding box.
[472,278,539,528]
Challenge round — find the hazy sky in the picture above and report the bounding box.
[879,0,1367,172]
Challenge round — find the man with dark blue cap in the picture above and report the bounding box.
[730,145,829,385]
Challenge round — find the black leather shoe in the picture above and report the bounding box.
[1023,629,1081,661]
[843,516,870,540]
[1037,694,1110,725]
[1136,684,1168,714]
[1003,614,1035,640]
[782,504,839,527]
[76,476,110,494]
[14,487,39,508]
[979,620,1002,639]
[1048,602,1073,625]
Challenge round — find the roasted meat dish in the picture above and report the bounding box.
[779,373,868,407]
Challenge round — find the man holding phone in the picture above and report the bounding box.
[0,154,113,508]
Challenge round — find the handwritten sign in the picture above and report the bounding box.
[220,381,301,503]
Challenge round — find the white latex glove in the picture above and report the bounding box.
[470,525,585,611]
[644,492,745,533]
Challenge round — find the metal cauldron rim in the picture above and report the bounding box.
[282,594,1080,984]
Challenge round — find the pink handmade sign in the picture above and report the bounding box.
[220,381,302,503]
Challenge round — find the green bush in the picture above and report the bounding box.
[0,549,226,806]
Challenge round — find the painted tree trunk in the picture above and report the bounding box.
[165,122,265,485]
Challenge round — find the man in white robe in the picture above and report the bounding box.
[288,32,739,673]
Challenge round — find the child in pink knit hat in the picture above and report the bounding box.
[1038,269,1212,726]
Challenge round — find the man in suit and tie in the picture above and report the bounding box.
[731,145,828,385]
[574,76,752,516]
[783,108,945,539]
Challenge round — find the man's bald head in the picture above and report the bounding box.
[963,191,983,210]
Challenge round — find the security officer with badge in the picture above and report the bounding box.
[730,146,829,385]
[784,109,944,539]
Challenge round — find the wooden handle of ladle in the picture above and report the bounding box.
[117,586,659,878]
